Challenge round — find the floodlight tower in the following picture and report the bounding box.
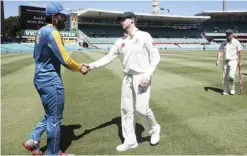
[223,0,226,11]
[152,0,159,14]
[1,0,5,37]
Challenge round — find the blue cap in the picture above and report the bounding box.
[46,2,71,16]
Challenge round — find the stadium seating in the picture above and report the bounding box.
[79,25,208,46]
[203,22,247,34]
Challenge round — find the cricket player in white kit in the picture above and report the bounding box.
[216,29,243,95]
[85,12,161,151]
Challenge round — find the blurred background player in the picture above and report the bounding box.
[23,2,88,155]
[216,29,243,95]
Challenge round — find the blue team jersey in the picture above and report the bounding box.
[33,24,80,87]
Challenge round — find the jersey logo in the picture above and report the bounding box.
[134,38,140,44]
[152,42,156,46]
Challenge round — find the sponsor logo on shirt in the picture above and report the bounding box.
[134,38,140,44]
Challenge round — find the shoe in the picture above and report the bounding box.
[23,139,43,156]
[230,90,235,95]
[59,152,75,156]
[116,143,138,151]
[150,124,161,145]
[222,92,228,95]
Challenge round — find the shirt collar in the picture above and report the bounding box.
[130,28,138,37]
[124,28,138,38]
[47,24,54,27]
[227,38,235,43]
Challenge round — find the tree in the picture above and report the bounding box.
[4,16,20,37]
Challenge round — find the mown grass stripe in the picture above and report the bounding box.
[162,55,216,61]
[1,54,33,65]
[158,61,215,74]
[157,63,246,88]
[1,57,34,76]
[0,52,31,59]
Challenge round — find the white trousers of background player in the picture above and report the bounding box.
[222,60,238,92]
[121,73,158,144]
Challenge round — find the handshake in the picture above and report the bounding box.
[79,63,91,75]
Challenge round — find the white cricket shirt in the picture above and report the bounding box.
[219,38,242,60]
[89,28,160,80]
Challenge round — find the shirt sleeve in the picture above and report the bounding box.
[236,40,243,51]
[89,41,120,70]
[48,30,80,72]
[219,42,224,51]
[143,33,160,80]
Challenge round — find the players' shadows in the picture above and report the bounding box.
[80,117,150,144]
[40,124,86,153]
[40,117,149,153]
[204,87,223,94]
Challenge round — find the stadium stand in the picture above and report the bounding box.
[196,11,247,46]
[2,8,247,53]
[75,9,211,50]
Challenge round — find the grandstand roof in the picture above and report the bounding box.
[195,10,247,17]
[76,8,210,24]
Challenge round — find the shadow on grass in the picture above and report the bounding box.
[204,87,223,94]
[40,117,149,153]
[81,116,149,144]
[40,124,85,153]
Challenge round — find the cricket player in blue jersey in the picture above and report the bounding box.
[23,2,88,155]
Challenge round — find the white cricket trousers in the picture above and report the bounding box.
[222,60,238,92]
[121,73,158,144]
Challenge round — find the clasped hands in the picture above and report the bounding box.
[79,63,90,75]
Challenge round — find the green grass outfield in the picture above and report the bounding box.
[1,50,247,155]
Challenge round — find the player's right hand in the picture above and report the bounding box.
[80,63,90,75]
[216,60,219,66]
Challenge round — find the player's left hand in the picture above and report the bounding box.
[216,60,220,66]
[139,77,149,88]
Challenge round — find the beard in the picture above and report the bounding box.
[56,20,66,31]
[227,36,232,42]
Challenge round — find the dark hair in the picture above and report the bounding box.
[46,16,52,23]
[133,18,137,25]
